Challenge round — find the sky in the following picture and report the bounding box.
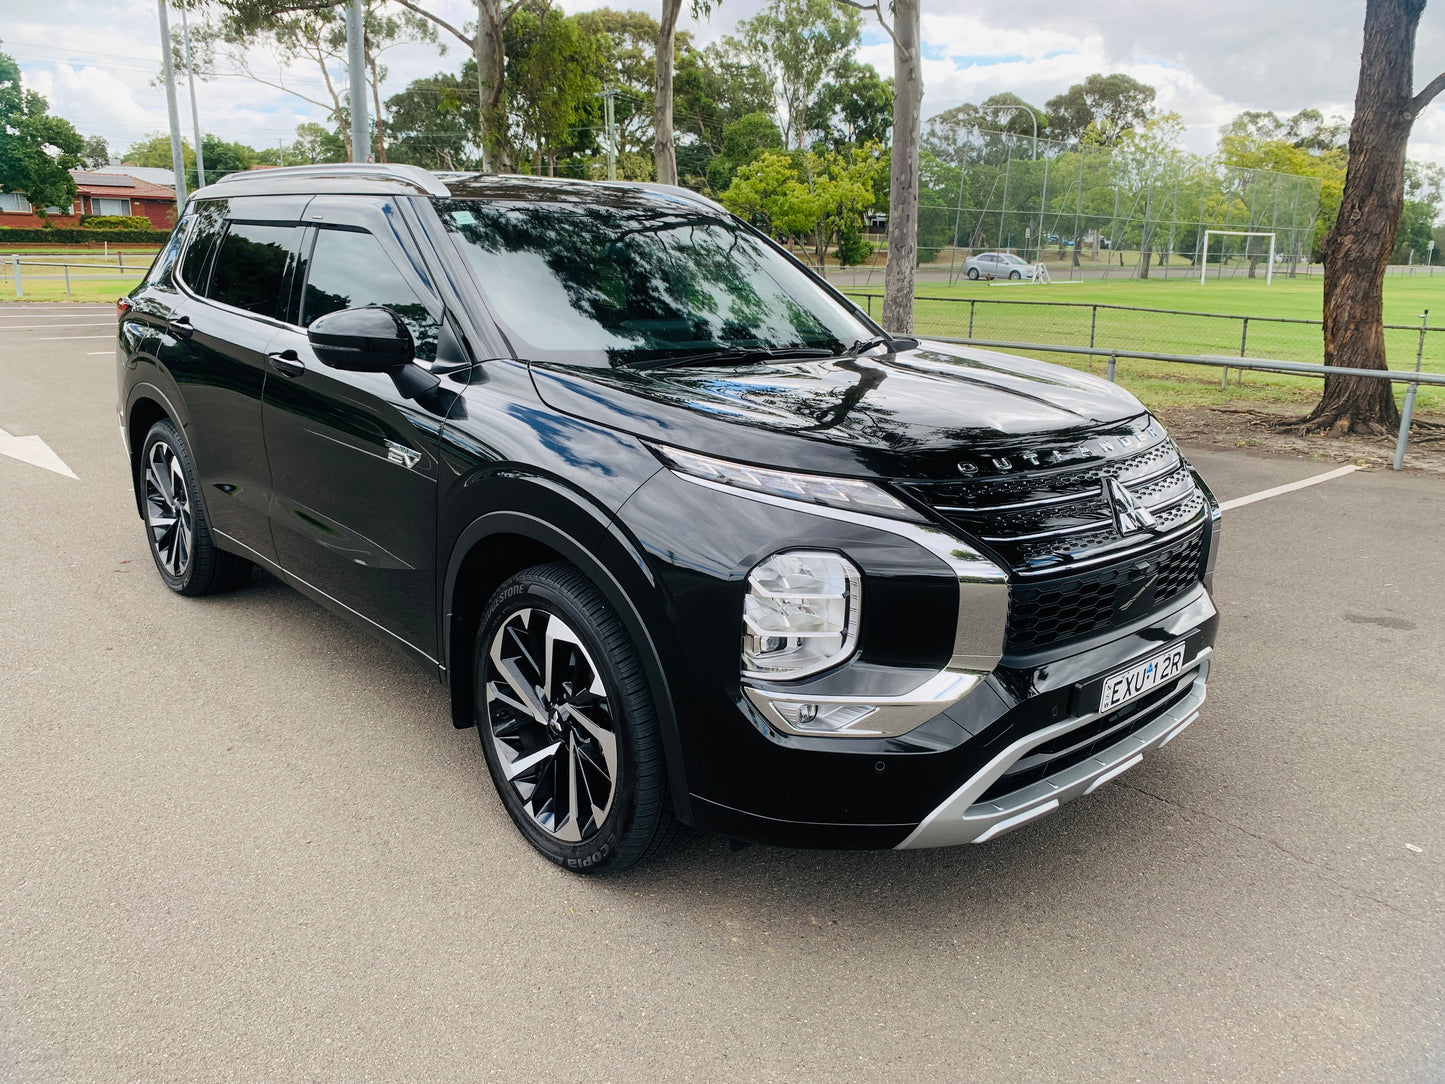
[8,0,1445,166]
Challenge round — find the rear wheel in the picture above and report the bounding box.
[139,419,252,596]
[474,562,682,874]
[967,267,980,280]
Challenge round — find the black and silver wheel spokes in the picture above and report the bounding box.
[144,442,194,578]
[484,607,620,843]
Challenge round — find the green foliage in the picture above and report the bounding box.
[1219,111,1347,258]
[387,63,478,170]
[813,60,892,152]
[1045,74,1156,146]
[122,133,196,170]
[80,215,152,230]
[725,0,861,149]
[0,227,169,244]
[674,42,773,156]
[835,223,872,266]
[705,112,785,192]
[574,9,663,158]
[506,3,603,172]
[0,51,85,216]
[80,135,110,171]
[720,143,884,266]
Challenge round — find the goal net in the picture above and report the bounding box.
[1200,230,1277,284]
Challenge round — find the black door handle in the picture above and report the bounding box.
[267,349,305,377]
[169,315,193,339]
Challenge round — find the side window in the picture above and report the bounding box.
[301,227,440,362]
[178,199,227,292]
[143,218,189,289]
[207,223,301,320]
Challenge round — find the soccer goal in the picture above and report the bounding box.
[1200,230,1277,285]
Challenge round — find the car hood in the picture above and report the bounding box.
[529,340,1147,481]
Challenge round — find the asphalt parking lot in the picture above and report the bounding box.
[3,303,1443,1082]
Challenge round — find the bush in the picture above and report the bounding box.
[836,223,873,267]
[0,227,171,244]
[80,215,153,231]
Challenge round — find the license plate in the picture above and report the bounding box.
[1099,642,1188,712]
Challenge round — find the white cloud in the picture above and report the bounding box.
[7,0,1445,167]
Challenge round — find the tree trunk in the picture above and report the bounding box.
[653,0,682,186]
[475,0,510,172]
[368,55,387,163]
[881,0,920,335]
[1297,0,1444,435]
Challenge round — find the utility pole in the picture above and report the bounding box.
[180,2,206,187]
[346,0,369,163]
[601,90,619,181]
[156,0,188,211]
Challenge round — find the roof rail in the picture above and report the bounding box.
[207,163,451,197]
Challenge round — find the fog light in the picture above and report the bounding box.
[772,701,880,733]
[742,551,861,680]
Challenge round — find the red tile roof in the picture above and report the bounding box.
[69,171,176,200]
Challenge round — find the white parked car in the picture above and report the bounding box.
[964,252,1038,280]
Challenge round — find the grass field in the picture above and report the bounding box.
[847,275,1445,413]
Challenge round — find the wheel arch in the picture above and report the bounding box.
[124,383,186,519]
[442,497,693,825]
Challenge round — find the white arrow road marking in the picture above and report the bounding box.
[0,427,78,479]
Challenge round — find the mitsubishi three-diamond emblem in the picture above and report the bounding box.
[1103,476,1159,535]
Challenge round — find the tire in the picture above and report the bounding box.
[1009,270,1022,280]
[474,561,683,874]
[966,267,980,280]
[139,419,253,596]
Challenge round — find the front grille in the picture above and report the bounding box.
[1005,528,1204,652]
[898,415,1209,654]
[978,677,1194,804]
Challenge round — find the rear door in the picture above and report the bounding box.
[261,197,450,661]
[168,196,308,561]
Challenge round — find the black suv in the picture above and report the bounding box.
[117,164,1220,873]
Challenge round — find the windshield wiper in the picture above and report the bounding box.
[628,346,835,371]
[846,335,920,356]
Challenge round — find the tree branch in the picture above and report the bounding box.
[1412,70,1445,116]
[388,0,472,47]
[831,0,903,57]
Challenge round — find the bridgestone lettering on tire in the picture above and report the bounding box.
[474,562,683,874]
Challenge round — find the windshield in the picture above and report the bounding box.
[1002,254,1027,265]
[437,197,871,367]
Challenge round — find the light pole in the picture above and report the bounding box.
[156,0,187,211]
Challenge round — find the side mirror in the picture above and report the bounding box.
[308,306,415,372]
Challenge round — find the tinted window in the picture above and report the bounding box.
[208,223,300,319]
[438,198,870,367]
[143,219,188,288]
[179,199,227,292]
[301,227,439,362]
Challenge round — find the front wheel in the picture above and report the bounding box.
[1009,270,1022,280]
[966,267,980,280]
[474,562,682,874]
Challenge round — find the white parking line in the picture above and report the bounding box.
[1218,465,1359,512]
[35,334,116,340]
[0,323,116,330]
[86,351,112,355]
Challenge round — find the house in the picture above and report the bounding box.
[0,171,178,229]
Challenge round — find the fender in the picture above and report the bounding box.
[123,378,197,519]
[440,479,693,824]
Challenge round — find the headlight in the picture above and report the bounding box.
[653,444,916,520]
[742,551,861,680]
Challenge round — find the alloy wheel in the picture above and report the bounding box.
[483,606,620,843]
[144,441,194,578]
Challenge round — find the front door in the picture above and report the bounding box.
[261,198,448,661]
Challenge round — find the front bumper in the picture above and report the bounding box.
[898,654,1208,848]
